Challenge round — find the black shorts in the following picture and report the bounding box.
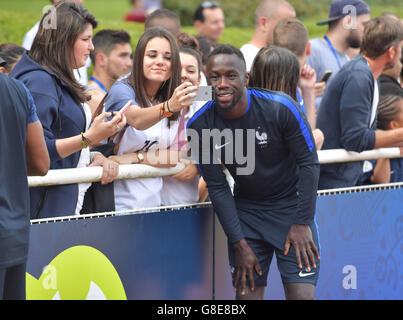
[228,218,320,287]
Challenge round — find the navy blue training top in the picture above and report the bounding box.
[0,73,39,268]
[187,88,320,244]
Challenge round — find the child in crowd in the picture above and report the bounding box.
[360,95,403,184]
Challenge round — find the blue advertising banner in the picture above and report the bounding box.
[215,187,403,299]
[26,187,403,299]
[27,206,214,300]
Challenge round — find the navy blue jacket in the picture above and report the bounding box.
[10,52,86,219]
[317,55,377,189]
[187,88,319,245]
[0,73,38,267]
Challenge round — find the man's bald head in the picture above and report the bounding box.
[254,0,295,26]
[253,0,296,46]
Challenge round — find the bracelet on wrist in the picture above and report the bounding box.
[81,132,92,149]
[166,99,173,114]
[160,102,173,118]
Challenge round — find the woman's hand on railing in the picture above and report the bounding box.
[171,159,199,182]
[88,153,119,184]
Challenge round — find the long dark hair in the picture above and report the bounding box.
[129,27,181,121]
[177,32,202,75]
[249,45,300,100]
[29,0,97,103]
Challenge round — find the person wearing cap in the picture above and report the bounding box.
[307,0,371,110]
[316,16,403,190]
[193,1,225,46]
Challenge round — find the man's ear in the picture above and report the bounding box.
[0,66,6,74]
[387,45,397,61]
[389,120,399,130]
[244,72,250,86]
[194,20,203,33]
[95,52,107,68]
[341,15,354,31]
[259,16,269,32]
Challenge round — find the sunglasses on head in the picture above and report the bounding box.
[201,1,220,9]
[382,40,401,54]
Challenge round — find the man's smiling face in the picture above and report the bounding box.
[206,53,248,112]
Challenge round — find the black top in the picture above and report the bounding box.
[379,74,403,98]
[0,72,38,268]
[187,88,319,244]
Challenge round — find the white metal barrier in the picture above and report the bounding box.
[27,147,402,187]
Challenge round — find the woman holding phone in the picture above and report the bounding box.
[105,27,199,211]
[11,1,126,218]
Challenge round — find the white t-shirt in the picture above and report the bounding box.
[370,77,379,128]
[160,103,203,206]
[22,21,90,86]
[75,103,92,215]
[113,117,179,211]
[240,43,260,72]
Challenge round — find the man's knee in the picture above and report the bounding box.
[236,285,265,300]
[283,283,315,300]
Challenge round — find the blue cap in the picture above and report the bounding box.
[317,0,370,26]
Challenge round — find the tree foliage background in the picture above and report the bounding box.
[163,0,402,27]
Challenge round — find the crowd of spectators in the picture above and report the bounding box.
[1,0,403,301]
[1,0,403,216]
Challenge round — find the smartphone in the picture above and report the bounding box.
[118,100,132,116]
[320,70,332,83]
[190,86,214,101]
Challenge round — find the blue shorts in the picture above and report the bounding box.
[228,207,320,287]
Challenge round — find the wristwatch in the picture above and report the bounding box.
[136,152,144,163]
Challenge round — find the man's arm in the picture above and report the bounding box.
[187,124,261,294]
[281,100,320,270]
[22,83,49,176]
[374,128,403,148]
[26,120,50,176]
[187,125,244,243]
[339,71,376,152]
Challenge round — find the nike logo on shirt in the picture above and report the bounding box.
[215,142,230,150]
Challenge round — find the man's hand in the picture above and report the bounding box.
[314,82,326,97]
[232,239,262,296]
[284,224,320,272]
[299,64,317,92]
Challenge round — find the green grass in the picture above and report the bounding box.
[1,0,402,50]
